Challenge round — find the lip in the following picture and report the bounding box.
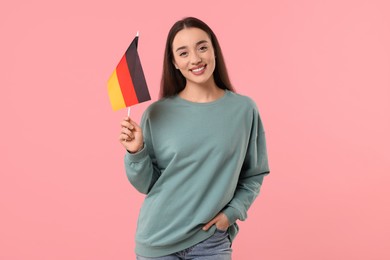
[190,64,207,75]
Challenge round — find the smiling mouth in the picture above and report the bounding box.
[190,65,207,74]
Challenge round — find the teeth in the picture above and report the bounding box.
[192,66,205,72]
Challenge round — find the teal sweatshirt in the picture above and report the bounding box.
[124,90,269,257]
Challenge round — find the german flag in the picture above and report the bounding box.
[107,36,151,111]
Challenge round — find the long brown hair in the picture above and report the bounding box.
[160,17,235,98]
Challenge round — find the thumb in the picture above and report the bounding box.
[203,218,216,231]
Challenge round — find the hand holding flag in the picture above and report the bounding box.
[119,116,144,153]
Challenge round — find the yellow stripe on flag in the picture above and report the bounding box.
[107,70,126,111]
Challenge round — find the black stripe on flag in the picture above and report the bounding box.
[125,36,151,103]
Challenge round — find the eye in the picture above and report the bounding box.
[199,45,208,52]
[179,51,188,57]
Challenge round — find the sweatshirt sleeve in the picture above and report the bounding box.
[222,104,270,225]
[124,112,161,194]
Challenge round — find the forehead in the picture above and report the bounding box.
[172,27,211,49]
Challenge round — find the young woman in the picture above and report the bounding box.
[119,17,270,259]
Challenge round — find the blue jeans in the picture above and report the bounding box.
[136,229,232,260]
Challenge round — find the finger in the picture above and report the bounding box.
[121,127,132,135]
[203,219,216,231]
[119,133,130,142]
[121,121,134,130]
[128,119,142,132]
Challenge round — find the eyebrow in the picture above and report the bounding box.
[175,40,209,52]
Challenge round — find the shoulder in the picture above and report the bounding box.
[227,91,259,112]
[228,91,267,132]
[141,97,176,121]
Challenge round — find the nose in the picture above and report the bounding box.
[190,52,201,65]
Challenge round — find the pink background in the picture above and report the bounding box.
[1,0,389,259]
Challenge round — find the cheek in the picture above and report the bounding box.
[206,52,216,65]
[174,59,186,70]
[208,56,216,70]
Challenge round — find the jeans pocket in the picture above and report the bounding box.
[215,228,228,235]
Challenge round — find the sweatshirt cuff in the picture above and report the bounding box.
[125,144,148,162]
[222,206,240,225]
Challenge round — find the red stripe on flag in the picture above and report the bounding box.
[116,55,138,106]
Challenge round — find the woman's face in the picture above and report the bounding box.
[172,27,216,88]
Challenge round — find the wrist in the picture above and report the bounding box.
[222,207,240,225]
[127,143,144,154]
[125,143,148,163]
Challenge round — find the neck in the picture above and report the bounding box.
[179,82,225,103]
